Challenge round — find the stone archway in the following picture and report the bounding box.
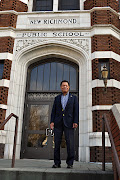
[4,40,92,162]
[21,57,79,160]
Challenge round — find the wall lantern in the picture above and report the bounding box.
[101,65,108,92]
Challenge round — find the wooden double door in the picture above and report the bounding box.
[21,94,70,159]
[21,58,79,160]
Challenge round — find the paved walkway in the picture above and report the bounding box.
[0,159,113,173]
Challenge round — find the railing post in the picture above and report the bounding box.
[102,115,105,171]
[113,158,119,180]
[11,116,19,168]
[0,113,19,168]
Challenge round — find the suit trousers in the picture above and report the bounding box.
[54,121,74,165]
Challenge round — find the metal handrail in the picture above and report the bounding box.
[102,113,120,179]
[0,113,19,168]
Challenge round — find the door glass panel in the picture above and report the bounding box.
[50,62,56,90]
[30,67,37,90]
[29,61,78,92]
[56,63,63,90]
[70,67,76,91]
[29,105,49,130]
[63,64,69,81]
[43,63,50,91]
[37,65,44,91]
[27,134,48,148]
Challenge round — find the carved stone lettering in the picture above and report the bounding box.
[15,39,89,54]
[29,18,78,25]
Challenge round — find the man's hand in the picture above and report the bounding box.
[50,122,54,130]
[73,123,78,129]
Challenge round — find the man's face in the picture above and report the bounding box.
[60,82,70,94]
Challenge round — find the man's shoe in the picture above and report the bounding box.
[52,164,61,168]
[67,164,73,169]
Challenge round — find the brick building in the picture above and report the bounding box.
[0,0,120,163]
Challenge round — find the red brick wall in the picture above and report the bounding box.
[0,0,28,12]
[92,87,120,106]
[91,10,120,30]
[0,87,8,105]
[92,35,120,55]
[0,109,6,130]
[92,59,99,80]
[110,110,120,161]
[3,59,12,80]
[0,14,17,28]
[91,109,120,162]
[92,110,110,132]
[89,0,120,164]
[0,37,14,53]
[92,58,120,82]
[90,146,112,162]
[84,0,119,12]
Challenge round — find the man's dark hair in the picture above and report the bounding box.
[60,80,70,86]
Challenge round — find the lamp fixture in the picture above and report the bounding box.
[101,65,108,92]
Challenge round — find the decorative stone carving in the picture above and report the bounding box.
[15,39,89,54]
[28,92,78,101]
[28,93,59,101]
[59,39,89,54]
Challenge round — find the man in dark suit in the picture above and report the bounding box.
[50,80,79,168]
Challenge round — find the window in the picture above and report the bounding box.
[0,61,4,79]
[29,60,78,92]
[59,0,80,10]
[33,0,53,11]
[98,59,110,79]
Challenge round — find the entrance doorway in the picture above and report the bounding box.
[21,57,79,160]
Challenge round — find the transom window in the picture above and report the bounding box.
[29,60,78,92]
[0,61,4,79]
[59,0,80,10]
[33,0,53,11]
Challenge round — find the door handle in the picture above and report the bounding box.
[46,128,54,137]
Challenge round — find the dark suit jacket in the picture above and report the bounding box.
[50,93,79,128]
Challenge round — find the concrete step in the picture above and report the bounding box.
[0,159,113,180]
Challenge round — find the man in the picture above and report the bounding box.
[50,80,79,169]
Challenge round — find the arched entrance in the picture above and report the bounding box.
[21,57,79,160]
[4,40,91,162]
